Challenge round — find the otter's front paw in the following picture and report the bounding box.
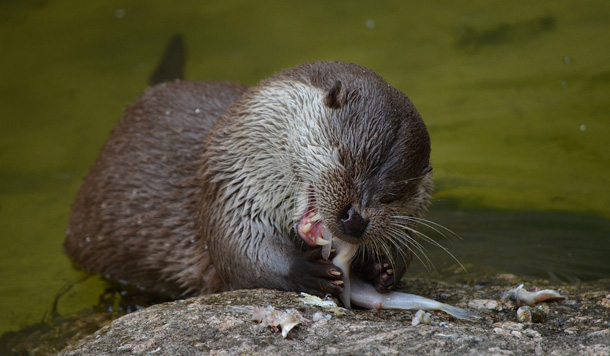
[288,247,344,297]
[355,261,396,293]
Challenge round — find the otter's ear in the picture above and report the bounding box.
[324,80,347,109]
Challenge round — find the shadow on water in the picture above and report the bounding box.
[411,200,610,283]
[148,34,186,86]
[455,14,557,52]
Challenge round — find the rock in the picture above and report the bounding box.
[52,279,610,356]
[469,299,500,310]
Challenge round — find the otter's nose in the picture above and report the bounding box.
[340,205,368,237]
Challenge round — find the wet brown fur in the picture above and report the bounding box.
[65,61,432,299]
[66,81,246,296]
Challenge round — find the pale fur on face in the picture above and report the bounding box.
[204,69,432,273]
[218,79,340,236]
[213,75,429,227]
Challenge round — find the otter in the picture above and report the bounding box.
[65,61,472,318]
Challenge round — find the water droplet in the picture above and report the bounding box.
[580,124,586,132]
[115,9,126,19]
[365,20,375,29]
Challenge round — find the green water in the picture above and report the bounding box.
[1,0,609,336]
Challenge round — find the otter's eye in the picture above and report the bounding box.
[379,186,404,204]
[379,193,399,204]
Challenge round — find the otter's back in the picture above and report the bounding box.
[65,81,247,297]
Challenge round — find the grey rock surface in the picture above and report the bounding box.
[55,278,610,356]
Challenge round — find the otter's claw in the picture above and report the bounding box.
[289,247,343,297]
[354,260,396,293]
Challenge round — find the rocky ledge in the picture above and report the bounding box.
[53,276,609,356]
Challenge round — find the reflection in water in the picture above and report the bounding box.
[413,200,610,283]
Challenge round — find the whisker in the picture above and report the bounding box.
[383,227,415,264]
[390,222,467,272]
[391,215,461,241]
[386,227,435,271]
[397,171,430,185]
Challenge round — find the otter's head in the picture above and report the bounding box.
[203,61,432,266]
[272,62,434,257]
